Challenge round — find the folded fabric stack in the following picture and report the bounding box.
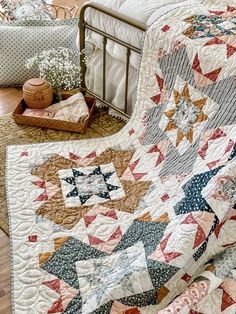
[49,92,90,123]
[23,108,54,118]
[23,92,90,123]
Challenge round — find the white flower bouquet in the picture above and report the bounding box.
[25,47,83,101]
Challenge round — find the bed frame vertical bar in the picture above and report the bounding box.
[103,36,107,100]
[125,47,131,114]
[79,6,86,92]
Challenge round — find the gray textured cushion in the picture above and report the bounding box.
[0,18,79,86]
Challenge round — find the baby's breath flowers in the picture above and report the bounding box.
[25,47,90,101]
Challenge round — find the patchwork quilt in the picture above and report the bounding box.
[6,0,236,313]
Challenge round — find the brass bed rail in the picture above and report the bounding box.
[79,2,147,118]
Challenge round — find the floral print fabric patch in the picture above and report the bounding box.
[0,0,52,20]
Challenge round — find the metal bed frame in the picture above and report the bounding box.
[79,2,147,118]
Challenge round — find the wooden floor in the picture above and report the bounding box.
[0,1,86,312]
[0,230,11,313]
[0,87,22,116]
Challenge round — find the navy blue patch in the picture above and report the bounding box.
[72,169,85,177]
[228,143,236,161]
[63,177,76,186]
[174,166,223,215]
[91,166,102,176]
[118,290,157,308]
[63,294,82,314]
[41,237,106,289]
[66,187,79,198]
[79,194,93,205]
[93,301,113,314]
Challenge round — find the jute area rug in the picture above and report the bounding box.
[0,109,125,235]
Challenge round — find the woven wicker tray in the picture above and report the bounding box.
[12,95,96,133]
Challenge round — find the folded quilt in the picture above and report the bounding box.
[48,92,89,123]
[6,0,236,313]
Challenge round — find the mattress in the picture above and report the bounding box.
[85,48,139,118]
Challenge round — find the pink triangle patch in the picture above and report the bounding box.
[32,180,46,189]
[214,221,226,238]
[227,5,236,12]
[163,251,182,262]
[208,10,224,15]
[193,212,214,238]
[45,182,60,199]
[193,224,206,249]
[48,298,64,314]
[151,94,161,104]
[192,54,202,74]
[43,279,61,294]
[133,173,147,180]
[160,233,172,251]
[34,191,48,202]
[60,280,79,310]
[69,152,80,160]
[198,143,209,159]
[224,139,234,155]
[156,153,165,167]
[204,68,222,82]
[88,234,105,245]
[181,213,197,225]
[129,159,139,172]
[227,44,236,58]
[207,159,220,169]
[194,71,214,87]
[86,151,96,158]
[84,215,97,228]
[102,209,118,220]
[209,128,226,141]
[221,288,236,311]
[156,74,164,91]
[204,37,225,46]
[148,145,160,153]
[108,226,122,241]
[120,167,135,181]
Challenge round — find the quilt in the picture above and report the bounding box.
[6,0,236,313]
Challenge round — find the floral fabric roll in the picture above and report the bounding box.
[0,0,52,20]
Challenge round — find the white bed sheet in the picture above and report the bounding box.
[86,47,138,119]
